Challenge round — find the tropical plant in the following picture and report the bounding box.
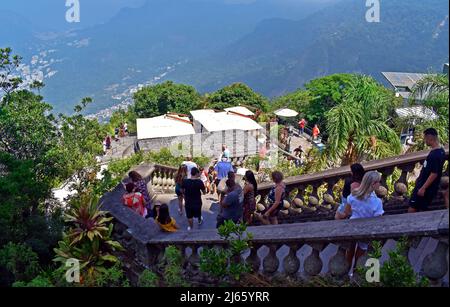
[325,75,402,165]
[408,74,449,150]
[53,192,123,286]
[138,269,160,287]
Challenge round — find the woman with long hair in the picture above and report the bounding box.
[259,171,286,225]
[243,170,258,225]
[128,170,152,218]
[175,165,188,216]
[155,203,179,233]
[341,171,384,275]
[335,163,365,220]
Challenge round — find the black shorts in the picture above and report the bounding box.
[409,188,436,211]
[214,179,220,186]
[185,205,202,219]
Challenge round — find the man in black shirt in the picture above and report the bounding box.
[409,128,447,212]
[181,167,206,230]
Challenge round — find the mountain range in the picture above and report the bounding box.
[1,0,448,115]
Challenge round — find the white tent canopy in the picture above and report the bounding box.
[137,114,195,140]
[274,108,299,117]
[224,106,255,116]
[395,106,438,121]
[191,109,263,132]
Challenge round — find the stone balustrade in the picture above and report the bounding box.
[100,184,449,286]
[256,146,449,223]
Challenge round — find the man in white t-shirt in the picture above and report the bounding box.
[182,156,198,179]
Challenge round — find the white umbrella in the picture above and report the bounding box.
[274,108,299,117]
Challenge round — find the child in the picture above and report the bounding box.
[122,183,147,217]
[155,203,179,233]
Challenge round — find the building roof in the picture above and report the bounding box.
[382,72,430,91]
[191,109,263,132]
[136,114,195,140]
[395,106,438,121]
[224,106,255,116]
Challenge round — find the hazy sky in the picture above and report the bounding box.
[2,0,340,32]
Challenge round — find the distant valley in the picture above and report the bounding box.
[2,0,448,115]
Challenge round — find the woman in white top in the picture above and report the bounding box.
[341,171,384,270]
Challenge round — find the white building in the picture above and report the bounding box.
[190,108,263,136]
[136,113,195,140]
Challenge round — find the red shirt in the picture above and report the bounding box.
[312,127,320,137]
[299,120,306,128]
[122,192,146,217]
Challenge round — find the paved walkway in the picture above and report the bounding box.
[101,136,136,163]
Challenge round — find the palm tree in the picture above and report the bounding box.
[411,74,449,103]
[409,74,449,147]
[325,75,402,166]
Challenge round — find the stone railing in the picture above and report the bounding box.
[100,183,449,286]
[256,146,449,223]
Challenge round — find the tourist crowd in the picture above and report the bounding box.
[120,128,447,265]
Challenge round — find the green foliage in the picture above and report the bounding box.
[0,47,23,100]
[325,75,402,165]
[0,243,41,284]
[200,221,253,282]
[12,275,54,288]
[304,74,356,127]
[144,148,210,168]
[207,83,269,111]
[159,246,188,287]
[138,270,159,287]
[94,263,130,287]
[379,239,429,287]
[53,192,124,287]
[133,81,202,118]
[357,239,429,287]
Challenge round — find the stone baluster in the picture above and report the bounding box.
[304,243,324,276]
[282,244,301,276]
[328,242,351,278]
[379,166,395,193]
[422,238,449,286]
[175,245,188,268]
[295,185,306,202]
[246,244,261,273]
[263,244,280,275]
[308,183,321,209]
[187,245,200,271]
[323,179,338,210]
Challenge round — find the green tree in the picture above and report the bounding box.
[325,75,402,165]
[409,74,449,148]
[207,83,269,112]
[304,74,356,128]
[0,47,23,103]
[133,81,202,118]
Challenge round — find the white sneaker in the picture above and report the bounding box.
[187,226,192,231]
[198,217,204,225]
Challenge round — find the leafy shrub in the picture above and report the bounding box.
[357,239,429,287]
[159,246,188,287]
[200,221,253,282]
[0,243,41,284]
[95,263,130,287]
[138,270,159,287]
[12,275,54,287]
